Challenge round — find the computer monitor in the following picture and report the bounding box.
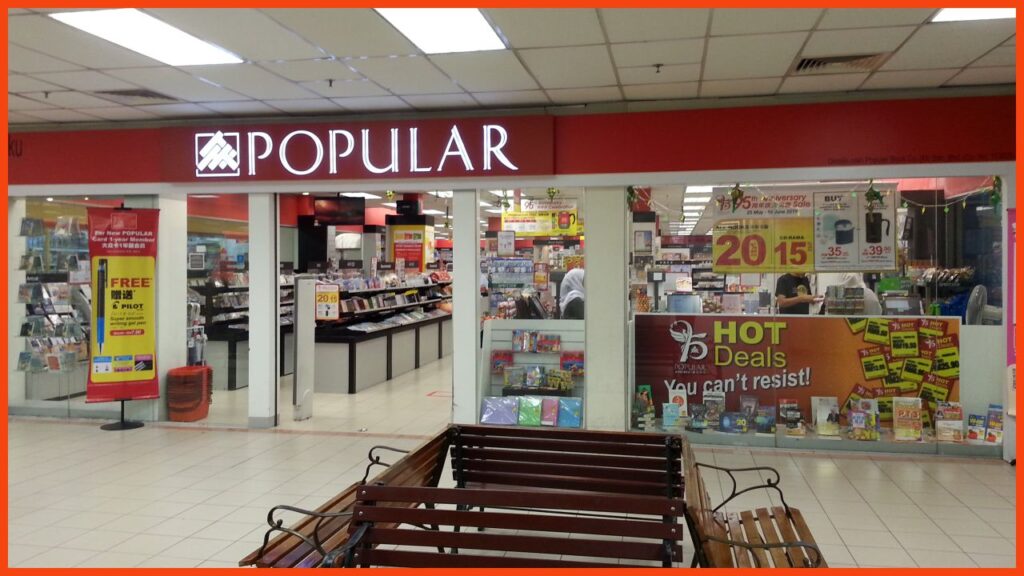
[882,295,922,316]
[667,293,702,314]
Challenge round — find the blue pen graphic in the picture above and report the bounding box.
[97,258,107,354]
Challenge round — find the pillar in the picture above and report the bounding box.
[452,189,480,424]
[248,193,279,428]
[9,198,27,408]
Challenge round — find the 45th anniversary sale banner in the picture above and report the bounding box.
[86,208,160,403]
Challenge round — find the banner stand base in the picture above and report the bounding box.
[101,400,144,431]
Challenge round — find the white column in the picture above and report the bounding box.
[1002,170,1016,463]
[248,193,279,428]
[9,198,27,408]
[122,193,188,421]
[452,189,480,424]
[584,188,629,430]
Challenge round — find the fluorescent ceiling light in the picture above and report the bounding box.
[382,202,397,208]
[190,194,219,198]
[375,8,505,54]
[489,190,513,197]
[479,201,492,207]
[485,209,504,214]
[341,192,381,199]
[49,9,242,66]
[684,196,711,203]
[932,8,1015,22]
[428,190,453,198]
[422,209,445,215]
[683,212,702,217]
[686,185,714,194]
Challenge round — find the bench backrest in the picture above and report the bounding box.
[345,485,686,567]
[451,424,683,497]
[242,428,452,568]
[682,438,735,568]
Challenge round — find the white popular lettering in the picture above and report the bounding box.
[483,124,517,171]
[408,127,432,173]
[279,130,324,176]
[247,132,272,176]
[437,125,473,171]
[362,128,399,174]
[329,129,355,175]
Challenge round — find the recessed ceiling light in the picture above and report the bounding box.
[683,212,702,217]
[422,209,445,215]
[375,8,505,54]
[382,202,397,208]
[46,197,54,202]
[341,192,381,199]
[485,209,503,214]
[301,192,310,196]
[932,8,1016,22]
[49,9,242,66]
[684,196,711,203]
[83,196,90,200]
[685,185,714,194]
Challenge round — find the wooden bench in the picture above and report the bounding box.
[325,485,686,567]
[682,438,826,568]
[239,430,452,568]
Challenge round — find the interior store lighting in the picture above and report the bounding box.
[932,8,1015,22]
[382,202,397,208]
[341,192,381,199]
[685,185,714,194]
[422,209,445,215]
[485,209,503,214]
[684,196,711,203]
[428,190,454,198]
[479,201,492,207]
[50,9,242,66]
[375,8,505,54]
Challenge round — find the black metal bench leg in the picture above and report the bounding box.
[477,506,485,531]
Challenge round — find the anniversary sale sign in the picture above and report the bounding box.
[86,208,160,403]
[634,314,960,422]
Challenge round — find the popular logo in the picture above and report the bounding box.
[195,131,241,177]
[669,320,708,362]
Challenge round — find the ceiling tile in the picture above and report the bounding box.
[259,59,361,82]
[611,38,704,68]
[107,67,247,102]
[32,70,138,92]
[8,94,56,111]
[10,14,160,68]
[299,78,389,98]
[860,69,960,90]
[618,63,700,85]
[972,45,1015,67]
[138,103,221,118]
[82,106,160,121]
[711,9,822,35]
[21,91,119,109]
[883,20,1016,70]
[700,78,782,98]
[818,9,936,30]
[601,9,710,42]
[403,93,479,110]
[9,112,43,123]
[803,27,916,57]
[331,96,411,111]
[429,51,537,92]
[471,90,550,106]
[546,86,622,105]
[266,9,417,58]
[8,44,82,73]
[350,56,460,95]
[8,74,61,93]
[200,100,282,115]
[264,98,344,113]
[778,73,868,94]
[946,66,1015,86]
[622,82,698,101]
[147,8,324,61]
[484,9,604,48]
[183,63,317,100]
[519,45,616,89]
[15,109,100,123]
[703,32,807,80]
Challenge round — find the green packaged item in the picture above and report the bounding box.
[517,396,542,426]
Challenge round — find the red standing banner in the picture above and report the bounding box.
[86,208,160,403]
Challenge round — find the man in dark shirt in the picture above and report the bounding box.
[775,272,818,314]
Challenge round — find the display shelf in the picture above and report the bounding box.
[344,280,450,296]
[336,297,450,319]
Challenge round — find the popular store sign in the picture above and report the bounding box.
[173,116,554,181]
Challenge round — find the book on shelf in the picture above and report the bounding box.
[668,388,689,418]
[662,402,681,429]
[934,401,964,443]
[779,398,805,437]
[703,390,725,429]
[967,414,987,444]
[719,411,748,434]
[541,397,559,426]
[524,366,546,388]
[739,395,758,422]
[754,406,777,436]
[480,396,518,426]
[893,397,923,442]
[560,352,584,376]
[814,397,841,438]
[985,404,1004,445]
[558,398,582,428]
[490,351,513,374]
[518,396,542,426]
[687,403,708,432]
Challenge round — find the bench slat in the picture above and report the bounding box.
[354,505,683,540]
[356,485,685,516]
[755,507,791,568]
[455,434,670,457]
[739,510,771,568]
[461,470,674,497]
[358,549,618,568]
[726,513,753,568]
[771,506,808,567]
[789,508,827,568]
[460,458,681,484]
[457,447,671,471]
[458,424,678,446]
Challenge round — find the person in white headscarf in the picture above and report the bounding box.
[559,268,585,319]
[837,272,882,315]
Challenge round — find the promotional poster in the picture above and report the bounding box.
[634,314,960,420]
[86,208,160,403]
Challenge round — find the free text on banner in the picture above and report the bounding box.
[712,218,814,272]
[87,208,160,403]
[633,314,960,422]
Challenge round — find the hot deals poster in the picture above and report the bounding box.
[87,208,159,402]
[634,314,960,422]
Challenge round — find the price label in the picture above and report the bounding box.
[858,346,889,380]
[377,261,395,271]
[888,320,920,358]
[314,284,340,321]
[846,317,867,334]
[863,318,890,345]
[901,357,932,383]
[712,218,813,272]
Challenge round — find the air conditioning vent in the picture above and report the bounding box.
[791,53,890,75]
[92,89,179,105]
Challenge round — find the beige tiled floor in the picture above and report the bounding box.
[7,355,1017,567]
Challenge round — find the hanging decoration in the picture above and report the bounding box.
[498,191,510,211]
[546,187,560,201]
[864,180,884,213]
[897,179,1002,214]
[728,183,745,213]
[385,190,395,201]
[989,176,1002,208]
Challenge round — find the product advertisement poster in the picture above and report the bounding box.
[86,208,160,403]
[712,218,814,273]
[634,314,960,421]
[501,208,580,236]
[315,284,340,321]
[390,226,427,271]
[813,189,897,271]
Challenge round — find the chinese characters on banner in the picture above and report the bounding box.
[813,191,898,271]
[86,208,159,403]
